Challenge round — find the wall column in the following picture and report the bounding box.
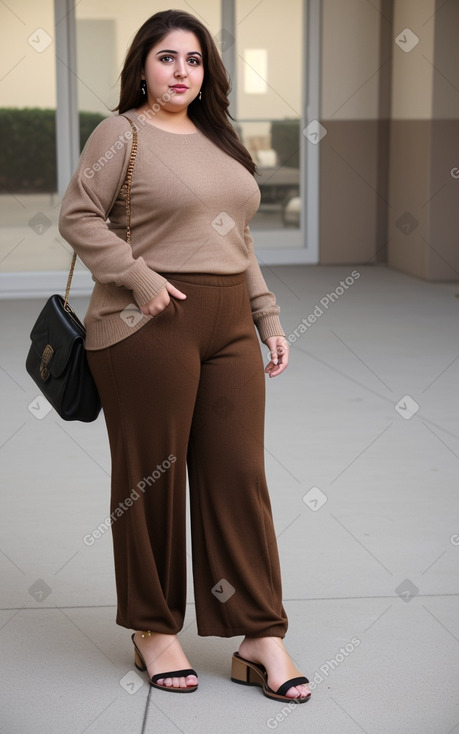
[387,0,459,280]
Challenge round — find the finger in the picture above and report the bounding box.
[268,363,287,377]
[266,351,286,371]
[272,345,289,369]
[265,360,280,374]
[166,283,187,299]
[279,351,289,368]
[266,357,288,377]
[140,295,170,317]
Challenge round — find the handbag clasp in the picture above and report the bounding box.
[40,344,54,381]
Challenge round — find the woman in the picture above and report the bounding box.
[59,9,310,703]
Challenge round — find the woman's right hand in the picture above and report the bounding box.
[140,281,187,317]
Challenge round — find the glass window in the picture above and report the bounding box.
[235,0,303,236]
[0,0,61,272]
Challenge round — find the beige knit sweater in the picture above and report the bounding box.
[59,110,285,350]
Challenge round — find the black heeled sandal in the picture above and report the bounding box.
[231,652,310,703]
[131,633,198,693]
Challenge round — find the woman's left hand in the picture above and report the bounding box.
[264,336,289,378]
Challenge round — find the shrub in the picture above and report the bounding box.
[0,108,106,193]
[271,119,300,169]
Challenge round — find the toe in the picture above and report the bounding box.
[285,684,311,699]
[153,674,198,689]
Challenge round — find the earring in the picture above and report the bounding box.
[140,80,147,96]
[198,89,202,100]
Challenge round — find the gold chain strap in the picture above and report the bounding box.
[63,251,77,309]
[123,117,138,247]
[63,115,139,307]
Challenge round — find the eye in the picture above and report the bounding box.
[187,57,201,66]
[159,55,174,63]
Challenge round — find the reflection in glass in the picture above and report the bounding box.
[236,0,303,232]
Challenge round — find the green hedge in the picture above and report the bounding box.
[0,109,300,192]
[0,108,106,193]
[271,119,300,169]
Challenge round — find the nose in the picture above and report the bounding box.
[174,58,188,78]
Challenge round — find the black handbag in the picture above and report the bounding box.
[26,284,102,422]
[26,115,138,422]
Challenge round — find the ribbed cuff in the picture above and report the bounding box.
[254,314,286,343]
[123,258,168,307]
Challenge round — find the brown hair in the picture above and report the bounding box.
[114,9,255,175]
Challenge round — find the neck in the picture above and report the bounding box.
[136,105,198,134]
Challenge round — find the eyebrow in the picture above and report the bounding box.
[155,49,202,57]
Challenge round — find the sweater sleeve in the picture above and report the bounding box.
[244,225,286,342]
[58,116,167,307]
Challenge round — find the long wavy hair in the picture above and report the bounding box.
[114,9,255,175]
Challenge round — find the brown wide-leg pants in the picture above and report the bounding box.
[87,272,288,638]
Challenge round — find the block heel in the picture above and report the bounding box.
[231,652,311,703]
[231,653,265,687]
[133,646,147,672]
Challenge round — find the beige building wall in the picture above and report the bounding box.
[386,0,436,280]
[427,0,459,279]
[387,0,459,281]
[321,0,381,120]
[319,0,459,282]
[390,0,435,119]
[319,0,385,265]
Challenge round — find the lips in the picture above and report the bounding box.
[170,85,188,91]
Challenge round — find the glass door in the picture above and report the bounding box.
[235,0,303,239]
[232,0,318,262]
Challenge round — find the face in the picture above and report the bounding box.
[142,29,204,111]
